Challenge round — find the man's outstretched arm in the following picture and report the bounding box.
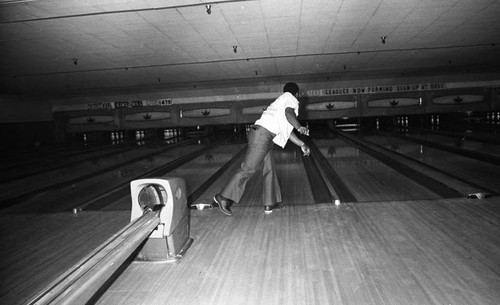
[289,132,310,156]
[285,107,309,135]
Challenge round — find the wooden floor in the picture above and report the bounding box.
[95,197,500,305]
[1,134,499,305]
[0,211,130,305]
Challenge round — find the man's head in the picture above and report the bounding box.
[283,82,299,96]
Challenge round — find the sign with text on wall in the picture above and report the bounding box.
[52,80,500,112]
[52,99,173,111]
[87,99,172,110]
[305,83,447,97]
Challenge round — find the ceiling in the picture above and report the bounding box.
[1,0,500,98]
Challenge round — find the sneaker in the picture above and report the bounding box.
[213,193,233,216]
[264,203,285,214]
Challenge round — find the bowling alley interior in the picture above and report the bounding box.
[1,1,500,305]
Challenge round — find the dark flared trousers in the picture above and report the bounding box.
[220,126,282,206]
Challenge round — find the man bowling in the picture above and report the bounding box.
[214,82,310,215]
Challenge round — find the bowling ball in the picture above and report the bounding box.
[138,184,166,212]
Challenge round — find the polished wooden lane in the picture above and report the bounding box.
[0,143,134,183]
[194,143,315,208]
[0,140,240,305]
[0,140,210,213]
[0,142,163,198]
[273,145,316,204]
[0,211,129,305]
[363,134,500,194]
[313,138,443,202]
[101,143,247,211]
[333,131,484,198]
[95,197,500,305]
[0,137,201,204]
[0,139,314,304]
[405,132,500,158]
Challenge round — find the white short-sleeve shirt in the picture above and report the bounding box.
[254,92,299,148]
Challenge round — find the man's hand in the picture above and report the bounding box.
[297,126,309,136]
[301,144,310,156]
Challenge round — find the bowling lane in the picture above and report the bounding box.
[0,142,76,168]
[0,140,211,213]
[101,143,247,210]
[0,140,239,304]
[362,134,500,193]
[193,143,315,208]
[313,138,442,202]
[0,143,137,181]
[0,211,130,305]
[239,144,315,206]
[406,132,500,157]
[0,138,318,304]
[0,143,171,202]
[273,145,316,204]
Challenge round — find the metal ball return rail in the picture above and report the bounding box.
[28,177,193,305]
